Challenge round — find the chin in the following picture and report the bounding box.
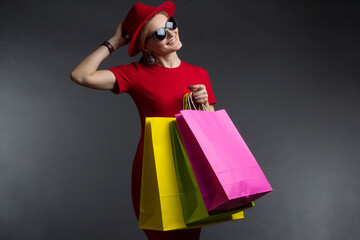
[165,36,182,49]
[172,37,183,50]
[174,41,182,51]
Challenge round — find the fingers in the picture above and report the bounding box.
[120,23,130,40]
[189,84,209,105]
[112,22,131,46]
[188,84,205,91]
[115,22,124,36]
[123,35,131,45]
[192,92,208,104]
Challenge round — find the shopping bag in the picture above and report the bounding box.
[138,117,184,231]
[139,117,246,231]
[170,120,254,225]
[175,108,273,212]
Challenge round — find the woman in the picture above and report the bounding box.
[70,1,216,239]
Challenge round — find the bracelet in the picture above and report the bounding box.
[101,40,115,55]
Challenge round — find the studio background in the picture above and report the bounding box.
[1,0,359,239]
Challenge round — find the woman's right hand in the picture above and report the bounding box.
[108,22,131,50]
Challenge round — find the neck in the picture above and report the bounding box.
[154,52,181,68]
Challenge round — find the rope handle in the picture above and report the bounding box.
[182,92,208,111]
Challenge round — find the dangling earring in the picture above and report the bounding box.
[147,50,155,64]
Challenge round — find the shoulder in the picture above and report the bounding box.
[181,61,208,74]
[109,62,146,72]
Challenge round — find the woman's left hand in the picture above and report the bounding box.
[188,84,214,111]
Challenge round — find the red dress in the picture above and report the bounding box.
[107,60,216,239]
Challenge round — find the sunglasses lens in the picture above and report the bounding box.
[153,28,166,40]
[166,17,177,30]
[151,18,177,41]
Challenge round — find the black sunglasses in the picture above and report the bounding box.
[149,17,177,41]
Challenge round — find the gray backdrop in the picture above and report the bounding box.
[1,0,359,239]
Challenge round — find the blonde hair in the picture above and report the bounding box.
[137,11,169,55]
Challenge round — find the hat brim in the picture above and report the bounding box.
[128,1,175,57]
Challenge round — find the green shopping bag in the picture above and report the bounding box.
[169,120,254,225]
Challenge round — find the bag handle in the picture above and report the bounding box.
[183,92,208,111]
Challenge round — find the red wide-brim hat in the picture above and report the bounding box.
[123,1,175,57]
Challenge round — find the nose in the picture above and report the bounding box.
[166,29,175,38]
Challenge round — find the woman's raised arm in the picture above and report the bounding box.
[70,22,130,90]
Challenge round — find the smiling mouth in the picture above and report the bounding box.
[167,38,176,45]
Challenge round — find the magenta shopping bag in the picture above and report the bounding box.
[175,109,272,212]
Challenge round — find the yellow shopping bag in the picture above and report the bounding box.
[138,117,245,231]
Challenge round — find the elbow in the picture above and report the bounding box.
[70,70,83,85]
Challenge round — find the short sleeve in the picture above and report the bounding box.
[107,62,140,94]
[200,68,217,105]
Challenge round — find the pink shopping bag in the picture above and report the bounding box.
[175,109,272,212]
